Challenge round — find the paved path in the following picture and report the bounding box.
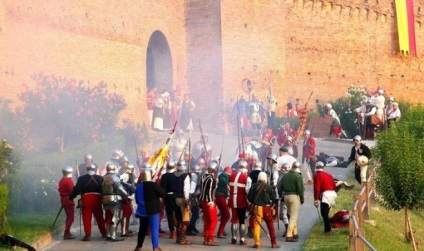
[42,134,374,251]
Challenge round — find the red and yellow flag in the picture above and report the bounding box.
[395,0,417,56]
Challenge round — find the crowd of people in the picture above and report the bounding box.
[58,123,365,250]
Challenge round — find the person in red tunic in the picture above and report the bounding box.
[277,122,297,147]
[302,130,316,185]
[313,161,337,235]
[69,164,107,241]
[58,166,76,240]
[228,160,252,245]
[260,126,276,172]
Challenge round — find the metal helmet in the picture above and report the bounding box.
[238,160,248,170]
[315,161,325,169]
[121,156,129,164]
[208,160,218,173]
[192,164,201,173]
[84,154,93,162]
[281,162,290,171]
[139,168,152,182]
[254,161,263,170]
[357,156,369,167]
[106,162,117,173]
[167,160,176,170]
[197,158,206,165]
[304,130,311,135]
[86,164,96,175]
[353,135,361,142]
[111,149,124,160]
[62,166,73,177]
[127,164,135,171]
[292,161,301,170]
[267,153,278,163]
[177,159,187,171]
[286,136,293,142]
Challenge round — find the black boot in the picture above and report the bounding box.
[282,224,288,237]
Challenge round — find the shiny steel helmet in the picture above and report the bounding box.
[238,160,248,170]
[304,130,311,135]
[106,162,117,173]
[167,160,176,170]
[111,149,124,160]
[254,161,263,170]
[267,153,278,163]
[197,158,206,165]
[127,164,135,171]
[281,162,290,171]
[139,168,152,182]
[62,166,73,177]
[84,154,93,162]
[121,156,129,164]
[86,164,96,175]
[177,159,187,171]
[208,160,218,173]
[292,161,301,170]
[192,164,201,173]
[315,161,325,169]
[357,156,369,167]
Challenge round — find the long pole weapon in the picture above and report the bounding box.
[254,217,270,238]
[133,135,141,167]
[51,206,63,229]
[236,97,241,156]
[293,91,314,143]
[198,119,209,161]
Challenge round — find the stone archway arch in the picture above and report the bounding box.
[146,30,173,94]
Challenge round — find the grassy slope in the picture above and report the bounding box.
[0,213,64,251]
[303,172,424,251]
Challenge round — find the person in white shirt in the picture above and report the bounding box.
[387,102,401,127]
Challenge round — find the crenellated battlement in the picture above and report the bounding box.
[286,0,424,24]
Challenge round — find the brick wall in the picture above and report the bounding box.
[1,0,424,133]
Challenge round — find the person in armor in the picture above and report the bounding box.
[314,161,337,235]
[278,161,305,242]
[58,166,76,240]
[276,147,297,171]
[192,133,212,161]
[266,153,279,188]
[302,130,316,185]
[235,135,254,161]
[134,165,165,251]
[260,127,276,171]
[215,166,232,239]
[348,135,372,184]
[199,161,220,246]
[118,156,130,176]
[171,129,188,161]
[183,149,196,168]
[171,160,192,245]
[106,149,124,175]
[102,162,128,242]
[282,136,299,158]
[160,160,178,239]
[76,154,99,179]
[119,163,136,237]
[247,161,263,238]
[249,93,265,137]
[187,163,202,236]
[247,171,279,249]
[277,162,291,237]
[70,164,107,241]
[228,160,252,245]
[231,153,247,172]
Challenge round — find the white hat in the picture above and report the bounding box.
[389,96,394,101]
[258,172,267,182]
[378,89,384,94]
[286,136,293,142]
[326,103,332,109]
[353,135,361,142]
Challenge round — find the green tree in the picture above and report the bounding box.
[373,105,424,250]
[0,140,15,228]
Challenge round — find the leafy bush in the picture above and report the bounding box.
[18,73,127,151]
[318,85,367,138]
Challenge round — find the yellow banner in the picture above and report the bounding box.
[395,0,410,55]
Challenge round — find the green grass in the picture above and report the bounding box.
[0,213,64,250]
[303,171,424,251]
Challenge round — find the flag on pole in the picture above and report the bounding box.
[148,122,177,181]
[395,0,417,56]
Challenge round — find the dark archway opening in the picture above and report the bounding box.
[146,30,173,93]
